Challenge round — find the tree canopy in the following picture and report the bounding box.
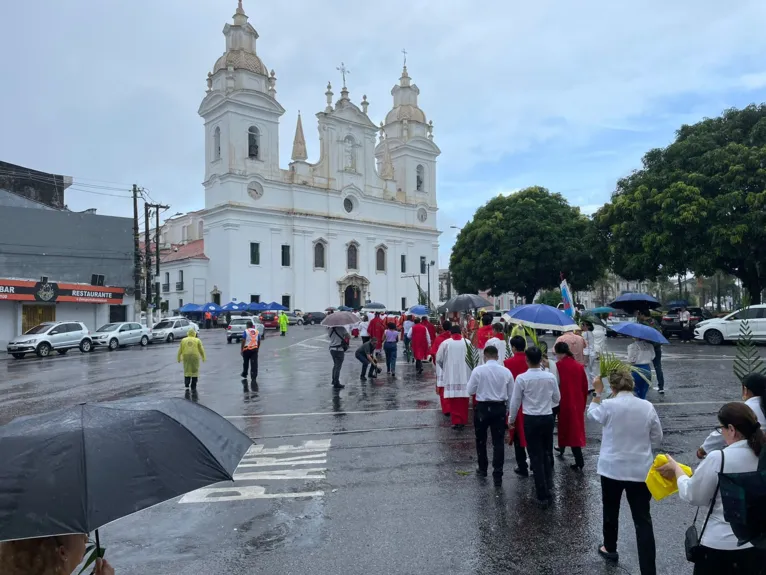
[596,104,766,303]
[450,186,607,303]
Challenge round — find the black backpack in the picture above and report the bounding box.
[719,448,766,549]
[331,328,349,352]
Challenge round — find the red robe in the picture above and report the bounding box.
[475,324,494,349]
[368,316,385,350]
[504,352,529,448]
[410,323,430,361]
[422,319,436,346]
[555,356,588,448]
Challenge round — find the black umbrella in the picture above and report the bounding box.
[438,294,492,313]
[609,292,661,314]
[0,398,252,542]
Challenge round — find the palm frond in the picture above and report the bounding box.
[503,333,512,358]
[599,353,651,384]
[734,317,766,382]
[465,339,480,371]
[524,325,540,348]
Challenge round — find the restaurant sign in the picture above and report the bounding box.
[0,279,125,304]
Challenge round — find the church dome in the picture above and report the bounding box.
[213,49,268,76]
[385,104,426,125]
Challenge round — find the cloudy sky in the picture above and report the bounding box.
[2,1,766,266]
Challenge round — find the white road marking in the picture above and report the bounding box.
[180,439,331,505]
[179,485,324,503]
[234,468,326,480]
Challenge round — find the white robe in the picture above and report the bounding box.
[483,336,507,364]
[436,337,472,398]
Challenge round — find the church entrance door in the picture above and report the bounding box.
[344,285,361,309]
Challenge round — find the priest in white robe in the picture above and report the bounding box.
[484,322,508,364]
[436,325,473,429]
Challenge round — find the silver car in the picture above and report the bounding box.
[92,322,151,351]
[226,317,266,343]
[151,318,196,343]
[7,321,93,359]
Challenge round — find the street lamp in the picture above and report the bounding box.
[426,260,435,309]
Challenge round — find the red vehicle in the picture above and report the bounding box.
[259,312,279,329]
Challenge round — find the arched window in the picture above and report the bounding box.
[248,126,260,159]
[376,247,386,272]
[347,244,358,270]
[314,242,325,269]
[213,127,221,161]
[416,164,425,192]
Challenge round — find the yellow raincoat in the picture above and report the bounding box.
[510,323,527,343]
[177,328,206,377]
[278,312,288,333]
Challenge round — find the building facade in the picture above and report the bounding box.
[155,2,441,313]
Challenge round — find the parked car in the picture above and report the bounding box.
[226,316,266,344]
[285,312,304,326]
[92,322,151,351]
[605,312,635,337]
[694,304,766,345]
[259,312,279,329]
[164,316,200,332]
[7,321,93,359]
[151,318,196,343]
[303,312,327,325]
[661,306,712,339]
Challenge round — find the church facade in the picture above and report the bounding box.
[167,2,441,312]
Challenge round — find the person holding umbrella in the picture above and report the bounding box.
[177,327,206,392]
[627,337,655,400]
[637,310,665,394]
[0,536,115,574]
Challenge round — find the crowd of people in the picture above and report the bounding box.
[326,309,766,574]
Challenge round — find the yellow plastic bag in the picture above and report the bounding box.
[645,454,693,501]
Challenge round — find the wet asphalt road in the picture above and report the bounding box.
[0,328,756,574]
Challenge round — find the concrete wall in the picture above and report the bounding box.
[0,206,134,287]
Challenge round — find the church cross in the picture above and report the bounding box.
[337,62,350,88]
[402,48,407,67]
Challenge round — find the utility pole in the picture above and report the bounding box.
[132,185,142,322]
[149,203,170,314]
[144,202,153,327]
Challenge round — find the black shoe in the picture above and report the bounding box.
[658,389,665,395]
[184,382,190,389]
[241,372,247,378]
[333,383,345,389]
[555,447,565,457]
[360,376,367,381]
[391,373,396,379]
[514,467,529,477]
[598,546,619,562]
[476,468,488,477]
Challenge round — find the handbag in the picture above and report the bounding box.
[685,450,725,563]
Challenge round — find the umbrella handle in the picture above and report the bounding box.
[95,529,100,556]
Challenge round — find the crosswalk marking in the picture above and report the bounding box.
[179,439,331,504]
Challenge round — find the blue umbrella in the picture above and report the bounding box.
[201,303,222,313]
[363,302,387,310]
[408,305,430,316]
[610,321,669,344]
[502,304,578,332]
[221,302,246,312]
[338,305,354,312]
[666,300,689,309]
[610,293,661,311]
[179,303,202,313]
[587,306,617,314]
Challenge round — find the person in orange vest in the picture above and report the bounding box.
[240,320,261,386]
[204,310,212,329]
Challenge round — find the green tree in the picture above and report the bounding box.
[596,104,766,303]
[536,289,563,307]
[450,186,607,303]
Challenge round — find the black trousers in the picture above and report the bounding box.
[692,546,766,574]
[652,346,664,390]
[241,348,259,379]
[474,402,507,478]
[415,359,423,373]
[184,376,198,389]
[330,349,345,385]
[601,476,656,575]
[524,414,554,501]
[513,429,528,473]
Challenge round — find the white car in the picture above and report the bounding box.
[694,304,766,345]
[151,318,197,343]
[92,322,151,351]
[164,316,200,332]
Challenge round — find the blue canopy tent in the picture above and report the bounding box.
[221,302,247,312]
[268,302,288,311]
[247,302,267,312]
[179,303,202,313]
[200,303,222,313]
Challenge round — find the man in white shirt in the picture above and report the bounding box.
[483,323,508,364]
[466,345,513,485]
[508,346,560,507]
[679,306,692,342]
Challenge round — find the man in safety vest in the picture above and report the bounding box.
[241,320,261,384]
[278,311,289,336]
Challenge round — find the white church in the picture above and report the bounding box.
[157,1,441,313]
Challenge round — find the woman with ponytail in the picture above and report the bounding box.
[660,402,766,573]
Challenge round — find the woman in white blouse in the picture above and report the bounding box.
[698,372,766,458]
[660,402,766,574]
[588,370,663,574]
